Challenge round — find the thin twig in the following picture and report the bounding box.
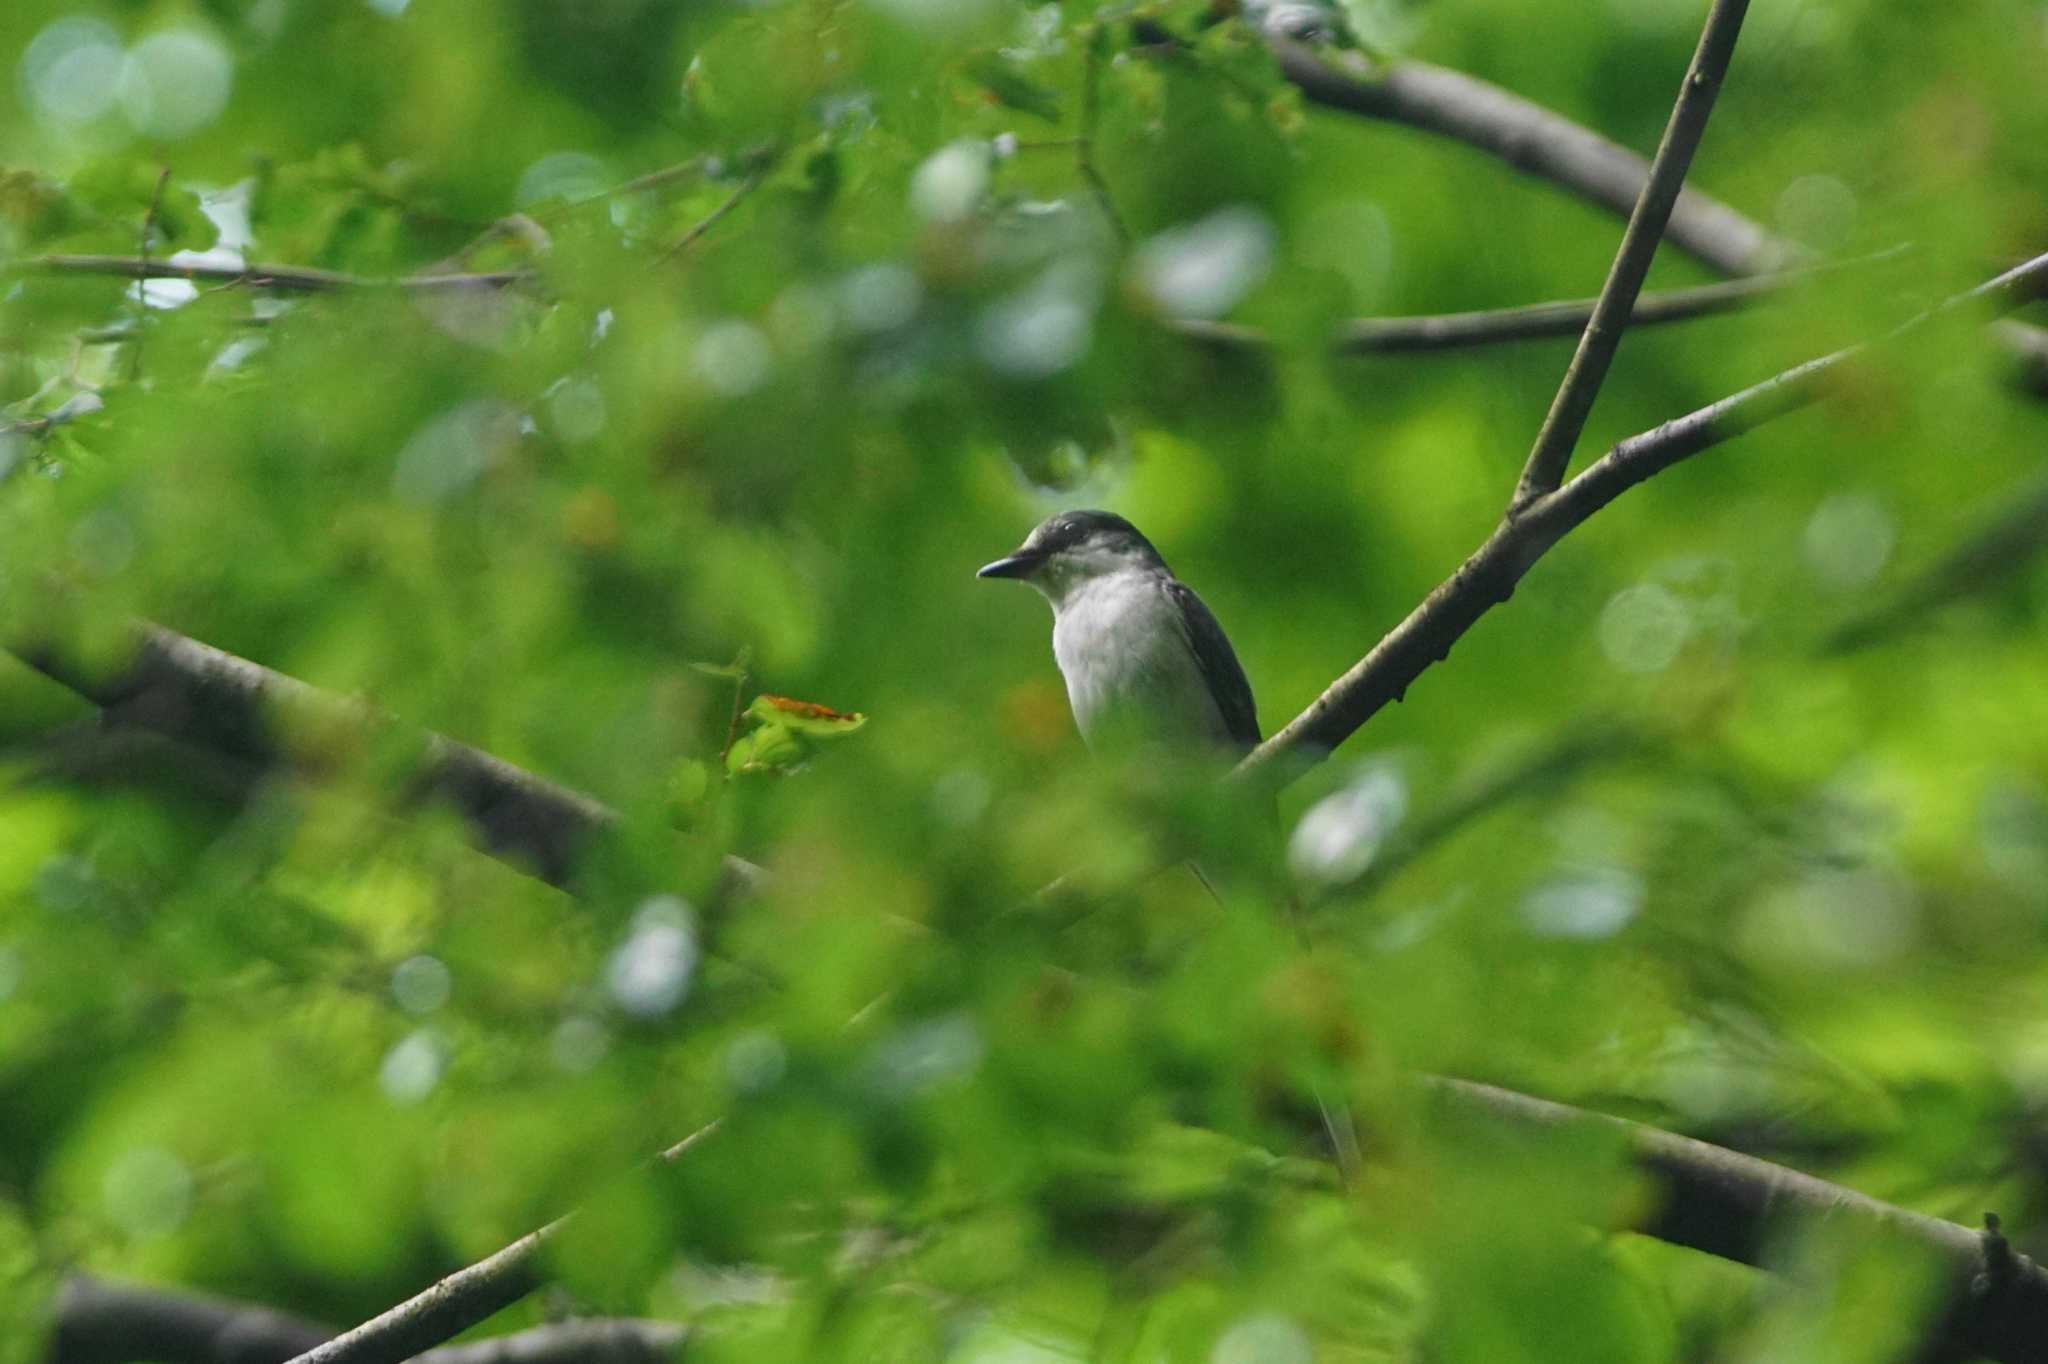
[562,157,710,218]
[1513,0,1751,509]
[128,167,171,381]
[1168,247,1912,354]
[432,158,715,272]
[1077,29,1130,245]
[1264,31,2048,396]
[281,1124,717,1364]
[22,255,529,293]
[659,169,765,263]
[717,648,752,772]
[1238,249,2048,780]
[4,413,66,438]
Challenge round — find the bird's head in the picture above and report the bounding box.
[977,510,1167,606]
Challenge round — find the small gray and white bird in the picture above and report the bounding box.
[977,510,1258,757]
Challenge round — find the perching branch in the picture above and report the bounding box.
[1431,1078,2048,1364]
[1240,249,2048,778]
[281,1125,715,1364]
[46,1276,687,1364]
[1512,0,1751,508]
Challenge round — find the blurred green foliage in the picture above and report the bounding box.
[3,0,2048,1360]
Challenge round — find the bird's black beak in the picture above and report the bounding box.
[976,548,1041,580]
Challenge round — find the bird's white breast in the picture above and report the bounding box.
[1050,570,1230,750]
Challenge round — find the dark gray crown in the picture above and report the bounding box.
[1031,509,1159,558]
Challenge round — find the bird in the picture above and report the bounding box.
[977,510,1258,759]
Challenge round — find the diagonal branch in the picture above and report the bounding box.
[1430,1078,2048,1364]
[1512,0,1752,509]
[282,1125,716,1364]
[10,623,613,888]
[1239,250,2048,779]
[8,619,771,900]
[658,167,766,263]
[1556,252,2048,517]
[1265,31,2048,389]
[1266,34,1793,277]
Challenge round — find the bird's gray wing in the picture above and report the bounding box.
[1162,579,1260,752]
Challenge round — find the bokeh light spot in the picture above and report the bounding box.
[1599,581,1691,673]
[1212,1313,1313,1364]
[391,954,451,1015]
[1289,763,1408,888]
[19,19,124,130]
[102,1147,193,1238]
[607,896,699,1018]
[119,30,234,140]
[1803,492,1894,591]
[1133,207,1275,320]
[379,1029,446,1104]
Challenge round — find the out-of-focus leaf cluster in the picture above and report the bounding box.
[3,0,2048,1361]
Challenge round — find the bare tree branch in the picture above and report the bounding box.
[1513,0,1751,508]
[1430,1078,2048,1364]
[1265,31,2048,389]
[47,1275,685,1364]
[1998,317,2048,397]
[19,255,529,294]
[1240,250,2048,778]
[1335,257,1871,352]
[49,1276,329,1364]
[10,623,612,888]
[1266,35,1793,277]
[407,1320,685,1364]
[282,1125,716,1364]
[1165,249,1905,355]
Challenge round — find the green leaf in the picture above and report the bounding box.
[726,721,805,774]
[962,53,1063,123]
[0,168,90,246]
[745,694,867,738]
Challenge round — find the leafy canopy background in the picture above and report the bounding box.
[3,1,2048,1361]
